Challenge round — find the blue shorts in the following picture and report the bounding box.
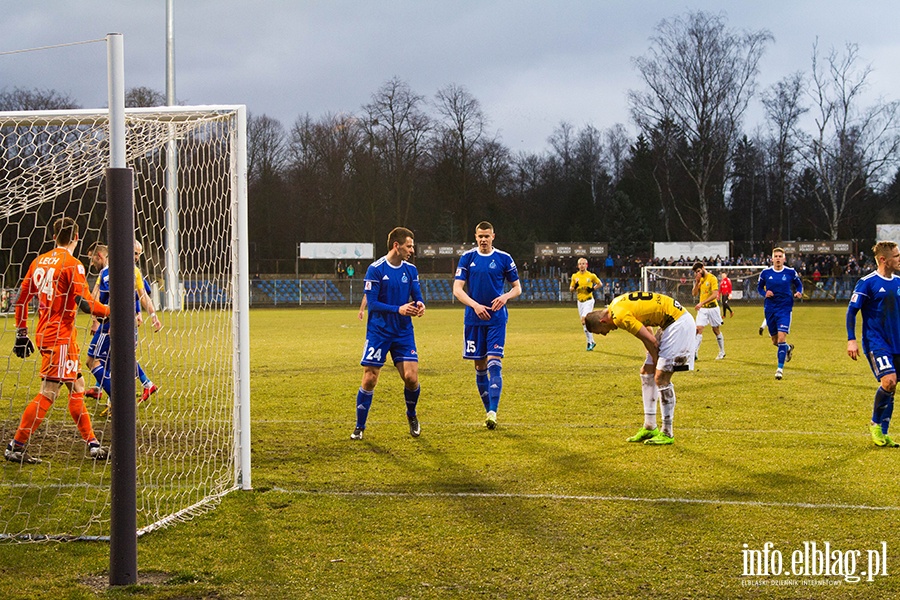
[463,324,506,360]
[866,348,898,381]
[764,308,792,336]
[360,330,418,368]
[87,329,110,361]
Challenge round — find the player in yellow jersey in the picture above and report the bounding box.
[569,257,602,350]
[585,291,696,445]
[691,262,725,360]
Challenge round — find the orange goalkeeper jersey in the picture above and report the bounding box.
[15,246,110,347]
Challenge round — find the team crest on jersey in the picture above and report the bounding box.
[489,260,497,269]
[401,273,408,283]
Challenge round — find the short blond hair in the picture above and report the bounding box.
[873,241,898,259]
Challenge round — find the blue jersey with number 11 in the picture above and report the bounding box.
[848,272,900,354]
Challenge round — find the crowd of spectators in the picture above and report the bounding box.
[526,252,876,282]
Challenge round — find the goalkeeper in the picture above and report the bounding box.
[5,217,111,464]
[569,257,602,351]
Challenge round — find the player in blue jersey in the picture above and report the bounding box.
[757,247,803,380]
[352,227,425,441]
[847,241,900,447]
[84,241,162,414]
[453,221,522,429]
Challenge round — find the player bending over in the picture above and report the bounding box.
[585,291,696,445]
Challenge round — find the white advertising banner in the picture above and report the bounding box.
[876,224,900,243]
[653,241,730,261]
[299,243,374,260]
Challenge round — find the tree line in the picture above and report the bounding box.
[3,11,899,275]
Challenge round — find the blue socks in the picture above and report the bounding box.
[99,364,111,396]
[777,343,788,368]
[91,364,105,392]
[136,362,150,386]
[355,388,374,430]
[475,369,489,411]
[873,386,894,435]
[404,385,420,417]
[487,359,503,413]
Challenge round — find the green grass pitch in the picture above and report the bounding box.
[1,304,899,598]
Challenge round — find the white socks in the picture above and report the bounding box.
[640,373,658,430]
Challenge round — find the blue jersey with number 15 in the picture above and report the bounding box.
[455,248,519,326]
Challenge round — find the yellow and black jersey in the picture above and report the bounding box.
[696,272,719,309]
[608,292,686,334]
[570,271,601,302]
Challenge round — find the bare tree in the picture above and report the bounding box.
[433,83,488,237]
[363,78,431,226]
[574,124,604,206]
[799,42,900,239]
[125,86,167,108]
[629,10,771,240]
[603,123,631,186]
[247,113,287,184]
[548,121,576,177]
[0,87,79,111]
[761,72,807,240]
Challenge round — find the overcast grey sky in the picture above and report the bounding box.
[3,1,899,154]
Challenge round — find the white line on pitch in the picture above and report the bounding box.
[270,486,900,512]
[253,419,864,437]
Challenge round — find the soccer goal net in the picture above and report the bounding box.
[0,105,249,541]
[641,264,767,306]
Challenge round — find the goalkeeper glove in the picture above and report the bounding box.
[13,328,34,359]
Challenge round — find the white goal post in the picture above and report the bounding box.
[641,265,767,306]
[0,105,250,541]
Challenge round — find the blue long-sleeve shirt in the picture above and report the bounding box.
[363,256,424,338]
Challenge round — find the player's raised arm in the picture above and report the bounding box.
[75,277,110,320]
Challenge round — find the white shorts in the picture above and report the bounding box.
[644,312,696,372]
[577,298,595,319]
[695,306,722,328]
